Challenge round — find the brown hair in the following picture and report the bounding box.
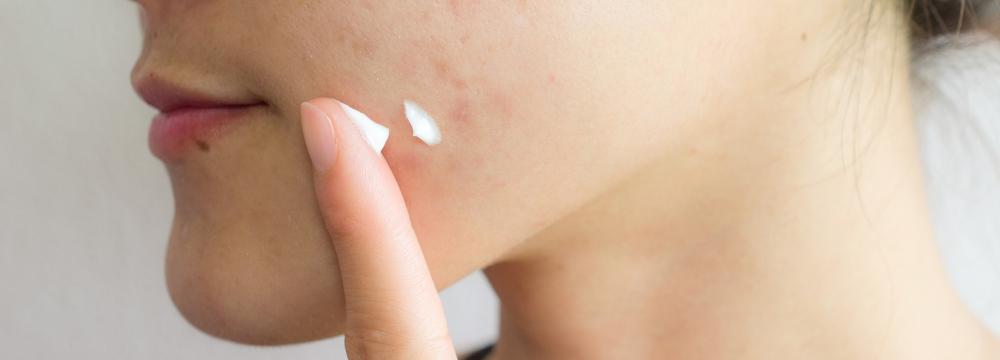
[908,0,997,38]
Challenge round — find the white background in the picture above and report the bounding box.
[1,1,996,359]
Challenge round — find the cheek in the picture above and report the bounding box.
[375,14,558,199]
[267,1,609,270]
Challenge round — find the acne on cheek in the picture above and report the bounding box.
[424,55,519,131]
[364,10,543,153]
[384,16,525,132]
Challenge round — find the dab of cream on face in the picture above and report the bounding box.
[337,100,442,153]
[339,102,390,153]
[403,100,442,146]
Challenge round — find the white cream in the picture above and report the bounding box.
[339,102,389,153]
[403,100,442,146]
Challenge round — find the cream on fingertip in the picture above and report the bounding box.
[339,102,390,153]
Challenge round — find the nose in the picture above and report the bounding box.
[130,0,201,32]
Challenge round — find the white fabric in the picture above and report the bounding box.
[915,32,1000,335]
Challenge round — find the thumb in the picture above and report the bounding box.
[300,98,456,359]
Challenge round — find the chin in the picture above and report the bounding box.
[152,129,359,345]
[162,206,349,345]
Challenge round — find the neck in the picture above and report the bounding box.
[483,11,998,360]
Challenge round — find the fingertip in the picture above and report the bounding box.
[303,97,389,155]
[300,101,338,173]
[301,98,455,358]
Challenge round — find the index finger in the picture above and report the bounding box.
[300,98,456,360]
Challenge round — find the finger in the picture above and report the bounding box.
[300,98,456,360]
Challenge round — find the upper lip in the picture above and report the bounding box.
[132,74,264,114]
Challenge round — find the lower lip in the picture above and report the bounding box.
[148,105,264,162]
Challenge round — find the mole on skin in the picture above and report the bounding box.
[195,139,210,152]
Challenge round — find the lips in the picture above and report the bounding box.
[133,75,266,162]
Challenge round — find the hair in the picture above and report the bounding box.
[908,0,997,38]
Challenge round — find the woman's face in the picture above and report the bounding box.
[132,0,793,344]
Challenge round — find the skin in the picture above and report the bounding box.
[301,99,456,358]
[130,0,1000,358]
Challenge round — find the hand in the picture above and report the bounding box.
[300,98,457,360]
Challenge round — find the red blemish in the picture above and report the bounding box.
[333,30,347,45]
[432,58,451,79]
[330,23,375,58]
[450,98,472,125]
[431,57,469,90]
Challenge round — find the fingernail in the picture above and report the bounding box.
[301,102,338,172]
[339,102,390,153]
